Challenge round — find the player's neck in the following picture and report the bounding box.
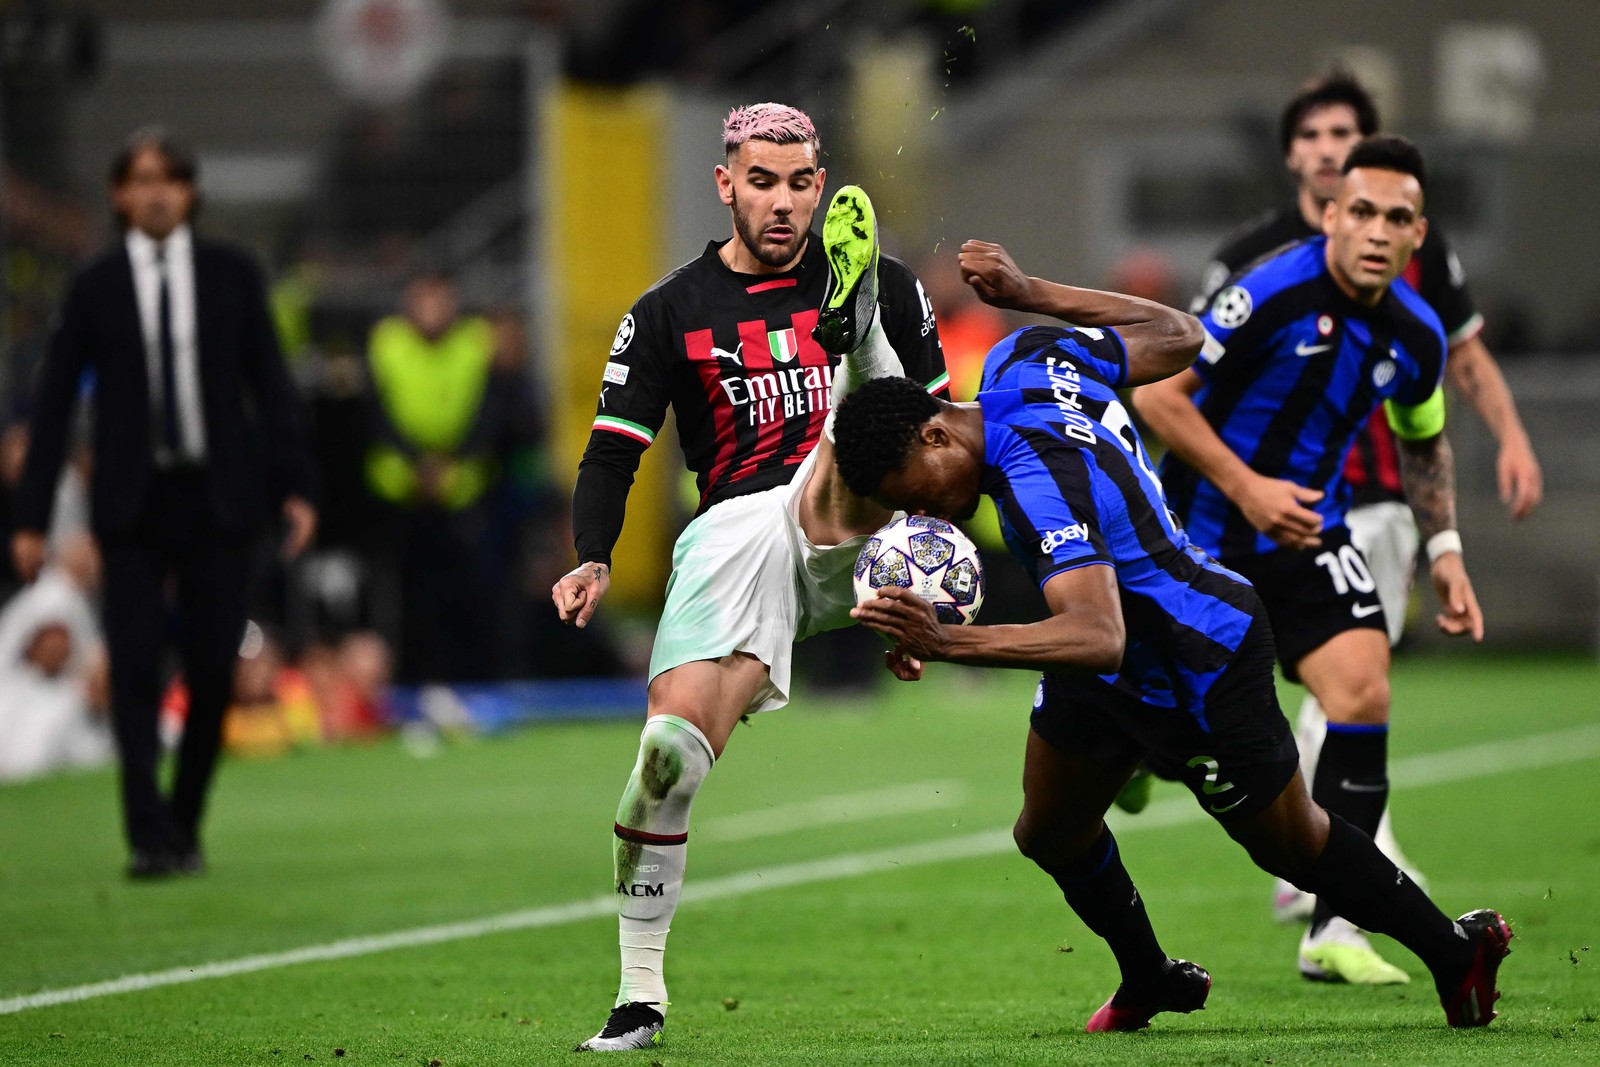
[1322,245,1386,308]
[950,404,988,458]
[1295,187,1326,230]
[718,235,808,276]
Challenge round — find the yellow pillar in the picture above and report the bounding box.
[544,82,674,607]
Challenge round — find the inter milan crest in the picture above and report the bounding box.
[1211,285,1253,329]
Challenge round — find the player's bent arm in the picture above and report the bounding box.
[1134,371,1323,546]
[1445,335,1543,519]
[854,564,1125,673]
[1132,371,1254,501]
[1390,427,1457,548]
[957,240,1202,386]
[556,437,643,626]
[1391,420,1484,641]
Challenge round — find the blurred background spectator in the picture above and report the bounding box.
[0,529,111,781]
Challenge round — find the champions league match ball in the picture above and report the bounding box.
[852,516,986,625]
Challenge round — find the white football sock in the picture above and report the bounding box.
[824,314,904,442]
[611,714,714,1015]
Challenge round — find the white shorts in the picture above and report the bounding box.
[1345,501,1419,647]
[647,448,877,714]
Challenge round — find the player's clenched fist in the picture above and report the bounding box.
[553,561,610,628]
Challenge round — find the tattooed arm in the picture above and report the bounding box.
[1446,335,1543,520]
[1397,432,1484,641]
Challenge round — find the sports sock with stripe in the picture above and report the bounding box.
[611,715,715,1015]
[1041,826,1168,990]
[1309,723,1387,935]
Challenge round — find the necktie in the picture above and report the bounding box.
[155,244,181,454]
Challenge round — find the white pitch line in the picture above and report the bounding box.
[5,722,1599,1017]
[698,779,967,842]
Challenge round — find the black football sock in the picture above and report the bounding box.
[1309,723,1388,934]
[1043,826,1168,990]
[1300,814,1474,992]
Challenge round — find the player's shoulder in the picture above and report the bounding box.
[74,243,130,287]
[1212,207,1303,270]
[634,243,722,308]
[878,251,921,289]
[1386,277,1447,351]
[1413,217,1468,287]
[984,325,1120,390]
[192,238,271,285]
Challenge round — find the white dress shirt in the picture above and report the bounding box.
[126,224,207,464]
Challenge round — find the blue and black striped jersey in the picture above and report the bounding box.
[977,325,1262,718]
[1162,236,1447,558]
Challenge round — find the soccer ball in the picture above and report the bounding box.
[852,515,985,625]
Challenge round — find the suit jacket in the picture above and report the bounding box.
[16,237,313,538]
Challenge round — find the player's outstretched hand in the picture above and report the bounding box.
[958,240,1037,311]
[1237,473,1324,548]
[852,586,948,662]
[552,561,610,628]
[1497,436,1543,521]
[1429,553,1484,642]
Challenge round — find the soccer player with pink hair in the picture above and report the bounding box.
[553,102,949,1051]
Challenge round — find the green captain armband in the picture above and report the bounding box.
[1384,386,1445,441]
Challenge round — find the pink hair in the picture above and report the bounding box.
[722,102,819,156]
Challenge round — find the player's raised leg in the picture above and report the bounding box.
[577,655,771,1051]
[802,184,910,546]
[1014,728,1210,1033]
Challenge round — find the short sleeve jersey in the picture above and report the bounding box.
[585,237,948,514]
[977,326,1262,717]
[1163,237,1448,559]
[1192,207,1482,506]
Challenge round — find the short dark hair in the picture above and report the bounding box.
[1279,69,1380,155]
[109,126,198,186]
[1342,134,1427,194]
[832,377,942,498]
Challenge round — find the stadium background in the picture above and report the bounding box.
[2,3,1598,1062]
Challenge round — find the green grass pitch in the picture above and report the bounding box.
[2,654,1597,1064]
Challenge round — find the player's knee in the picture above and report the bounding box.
[1321,671,1390,725]
[619,716,715,825]
[1012,810,1098,870]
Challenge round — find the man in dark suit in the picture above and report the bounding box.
[11,128,317,878]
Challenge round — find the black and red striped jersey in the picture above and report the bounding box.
[572,236,948,566]
[1192,206,1481,506]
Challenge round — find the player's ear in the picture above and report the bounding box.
[1413,213,1428,249]
[1321,196,1337,236]
[715,163,734,206]
[922,422,950,449]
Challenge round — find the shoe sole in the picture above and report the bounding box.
[575,1027,663,1052]
[820,187,877,316]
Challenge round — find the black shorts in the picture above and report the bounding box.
[1221,525,1386,682]
[1029,617,1298,823]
